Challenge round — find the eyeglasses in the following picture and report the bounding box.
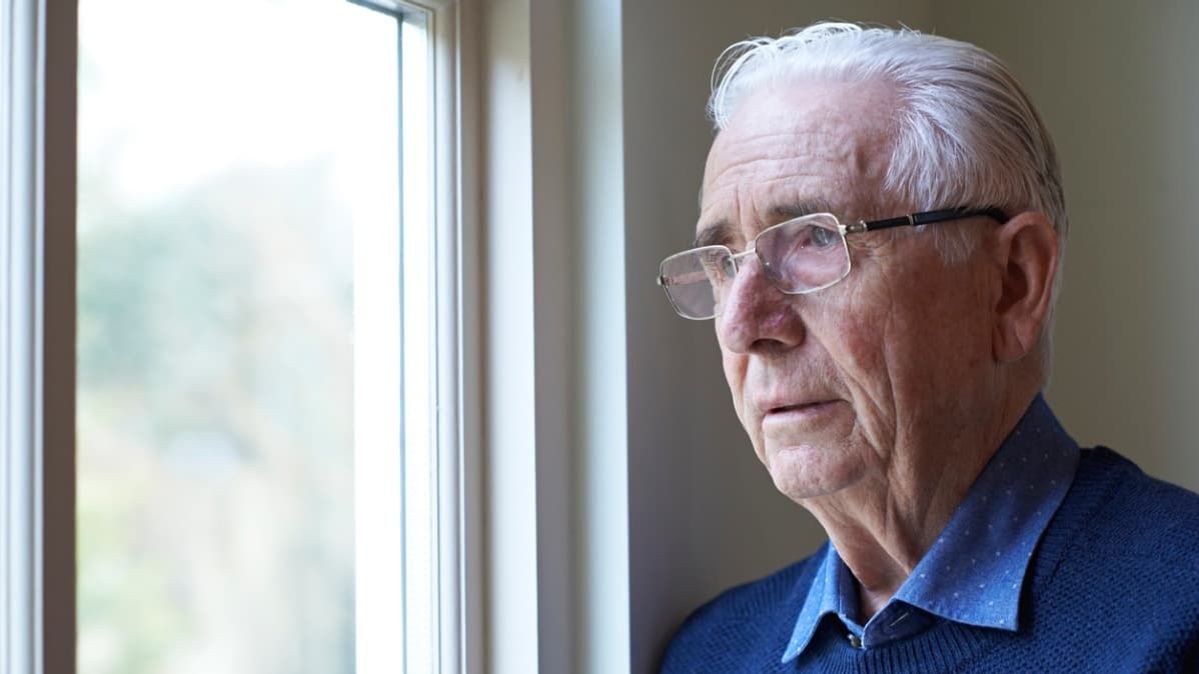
[657,207,1008,320]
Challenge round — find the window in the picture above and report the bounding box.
[3,0,464,672]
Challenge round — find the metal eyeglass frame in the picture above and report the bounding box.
[657,206,1009,320]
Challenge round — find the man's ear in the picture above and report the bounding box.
[992,211,1059,363]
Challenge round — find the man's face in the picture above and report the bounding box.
[700,79,998,503]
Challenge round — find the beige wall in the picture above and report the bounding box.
[623,1,1199,671]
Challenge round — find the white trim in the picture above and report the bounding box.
[2,1,41,672]
[448,2,483,672]
[395,1,475,672]
[480,0,554,670]
[567,0,630,671]
[420,1,471,672]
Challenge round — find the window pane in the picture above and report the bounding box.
[76,2,411,673]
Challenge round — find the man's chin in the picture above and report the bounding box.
[765,441,864,502]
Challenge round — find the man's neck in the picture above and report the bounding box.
[803,389,1036,621]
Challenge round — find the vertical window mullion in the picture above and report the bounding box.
[1,2,41,670]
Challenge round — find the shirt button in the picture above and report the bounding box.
[847,633,863,649]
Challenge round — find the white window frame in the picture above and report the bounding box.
[406,1,479,672]
[1,1,478,673]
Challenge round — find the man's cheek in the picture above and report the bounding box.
[829,314,883,379]
[721,353,748,416]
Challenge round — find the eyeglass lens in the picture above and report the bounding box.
[660,214,850,319]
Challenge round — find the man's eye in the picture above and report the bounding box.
[698,250,731,282]
[799,224,838,249]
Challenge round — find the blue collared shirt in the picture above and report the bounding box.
[781,395,1081,662]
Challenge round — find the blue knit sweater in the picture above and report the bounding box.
[660,448,1199,673]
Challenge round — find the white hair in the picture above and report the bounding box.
[708,21,1067,383]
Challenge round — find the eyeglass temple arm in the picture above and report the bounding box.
[852,207,1009,233]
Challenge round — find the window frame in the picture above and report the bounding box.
[403,1,479,671]
[1,0,476,672]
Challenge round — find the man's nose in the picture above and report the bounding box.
[715,254,806,353]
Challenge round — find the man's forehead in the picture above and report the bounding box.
[697,79,898,235]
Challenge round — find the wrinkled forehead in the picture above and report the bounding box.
[698,79,899,241]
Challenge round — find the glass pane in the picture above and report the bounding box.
[76,2,411,673]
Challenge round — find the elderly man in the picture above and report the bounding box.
[657,23,1199,673]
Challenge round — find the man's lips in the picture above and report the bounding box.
[763,399,839,416]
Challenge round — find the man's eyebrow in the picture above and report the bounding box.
[769,199,837,220]
[692,199,837,249]
[693,221,734,249]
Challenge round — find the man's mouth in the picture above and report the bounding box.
[766,400,838,416]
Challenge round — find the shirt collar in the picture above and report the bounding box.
[782,541,846,659]
[781,395,1080,662]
